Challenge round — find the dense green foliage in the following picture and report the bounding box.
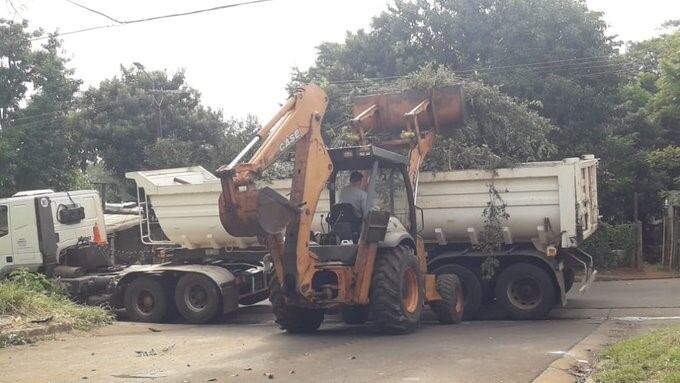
[580,223,639,269]
[76,67,256,176]
[0,270,113,336]
[291,2,680,224]
[0,20,85,196]
[0,19,257,199]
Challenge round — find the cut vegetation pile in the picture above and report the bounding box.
[595,325,680,383]
[0,270,113,346]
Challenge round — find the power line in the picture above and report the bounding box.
[329,65,637,99]
[32,0,275,41]
[64,0,122,23]
[326,55,631,85]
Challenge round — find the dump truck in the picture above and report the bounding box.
[0,188,270,324]
[133,151,598,322]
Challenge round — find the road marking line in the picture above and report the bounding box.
[612,316,680,321]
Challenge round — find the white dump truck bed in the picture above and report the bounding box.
[417,156,598,249]
[126,167,261,250]
[127,155,597,251]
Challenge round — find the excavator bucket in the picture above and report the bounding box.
[219,184,299,237]
[350,85,465,143]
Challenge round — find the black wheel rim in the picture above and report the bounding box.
[184,285,208,312]
[507,277,542,309]
[136,290,155,314]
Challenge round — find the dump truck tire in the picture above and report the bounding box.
[174,273,221,324]
[341,305,370,325]
[124,277,169,323]
[433,264,483,320]
[269,277,324,333]
[429,274,465,324]
[370,245,423,334]
[495,263,556,320]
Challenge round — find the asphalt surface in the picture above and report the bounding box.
[1,279,679,383]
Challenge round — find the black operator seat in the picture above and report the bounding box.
[326,203,363,242]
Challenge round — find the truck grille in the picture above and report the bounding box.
[237,271,267,295]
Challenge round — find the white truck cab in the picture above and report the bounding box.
[0,190,106,278]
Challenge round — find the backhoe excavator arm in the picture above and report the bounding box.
[216,84,332,293]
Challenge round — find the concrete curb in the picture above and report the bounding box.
[532,321,610,383]
[2,323,72,340]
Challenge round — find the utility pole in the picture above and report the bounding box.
[133,62,188,140]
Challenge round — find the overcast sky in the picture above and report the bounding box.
[2,0,679,121]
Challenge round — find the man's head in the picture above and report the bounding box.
[349,171,363,185]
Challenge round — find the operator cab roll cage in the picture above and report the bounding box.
[314,145,418,262]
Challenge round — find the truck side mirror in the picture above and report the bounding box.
[415,205,425,234]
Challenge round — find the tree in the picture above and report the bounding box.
[293,0,620,157]
[597,27,680,222]
[0,20,83,196]
[293,64,556,170]
[77,66,254,176]
[399,66,557,170]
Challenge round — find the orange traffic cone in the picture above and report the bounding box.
[93,222,108,246]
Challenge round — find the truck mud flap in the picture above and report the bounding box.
[221,282,240,314]
[566,248,597,294]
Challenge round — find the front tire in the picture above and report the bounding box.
[369,245,424,334]
[174,273,221,324]
[269,277,324,333]
[495,263,556,320]
[429,274,464,324]
[433,264,483,320]
[124,277,169,323]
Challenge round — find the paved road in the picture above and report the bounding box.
[567,279,680,309]
[1,279,679,383]
[551,278,680,320]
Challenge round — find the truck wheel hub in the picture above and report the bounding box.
[137,291,155,313]
[508,277,541,309]
[185,286,208,311]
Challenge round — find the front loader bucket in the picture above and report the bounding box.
[219,185,299,237]
[351,85,465,138]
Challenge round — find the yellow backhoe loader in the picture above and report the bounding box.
[216,84,465,333]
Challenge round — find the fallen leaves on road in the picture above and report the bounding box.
[134,344,175,357]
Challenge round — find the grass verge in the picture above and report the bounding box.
[594,325,680,383]
[0,270,113,345]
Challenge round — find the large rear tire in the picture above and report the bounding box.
[124,277,169,323]
[369,245,424,334]
[269,277,324,333]
[433,264,483,320]
[174,273,221,324]
[429,274,464,324]
[495,263,556,320]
